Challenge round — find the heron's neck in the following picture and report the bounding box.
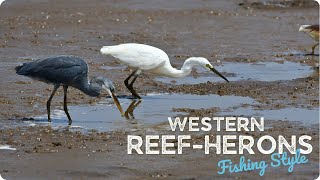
[165,59,197,78]
[76,77,100,97]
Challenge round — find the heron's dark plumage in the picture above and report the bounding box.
[15,64,23,72]
[16,55,88,86]
[15,55,124,123]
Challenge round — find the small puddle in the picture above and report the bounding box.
[12,93,318,132]
[99,65,127,70]
[17,56,39,61]
[221,107,318,124]
[155,61,313,84]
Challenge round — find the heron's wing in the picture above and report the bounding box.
[108,44,169,70]
[17,56,88,84]
[305,25,319,31]
[306,25,320,41]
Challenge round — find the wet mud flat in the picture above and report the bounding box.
[0,0,319,179]
[0,120,319,179]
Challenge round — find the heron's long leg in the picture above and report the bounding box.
[124,70,141,99]
[128,74,141,99]
[311,43,319,55]
[63,86,72,125]
[124,70,137,87]
[47,84,60,122]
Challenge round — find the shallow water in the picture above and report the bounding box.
[13,93,319,132]
[18,93,253,132]
[99,65,127,70]
[221,107,319,123]
[155,61,313,85]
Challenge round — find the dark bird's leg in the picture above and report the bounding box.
[124,70,141,99]
[128,74,141,99]
[47,85,60,122]
[63,86,72,125]
[124,70,136,89]
[311,43,319,55]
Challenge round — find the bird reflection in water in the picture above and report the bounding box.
[124,100,142,119]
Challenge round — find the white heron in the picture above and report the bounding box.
[100,43,229,99]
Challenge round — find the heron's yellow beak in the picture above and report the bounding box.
[110,91,125,117]
[206,64,229,82]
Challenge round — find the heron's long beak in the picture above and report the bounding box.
[210,66,229,82]
[110,91,125,117]
[209,67,229,82]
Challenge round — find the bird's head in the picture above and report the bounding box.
[186,57,229,82]
[90,77,113,93]
[91,77,124,116]
[299,25,310,32]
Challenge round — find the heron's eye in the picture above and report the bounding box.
[205,64,211,68]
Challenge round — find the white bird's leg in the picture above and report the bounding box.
[124,70,142,99]
[47,84,60,122]
[311,43,319,55]
[128,74,141,99]
[63,86,72,125]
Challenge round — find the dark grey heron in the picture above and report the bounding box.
[16,55,124,125]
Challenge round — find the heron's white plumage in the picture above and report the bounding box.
[100,43,229,81]
[100,43,229,98]
[100,43,169,71]
[0,173,5,180]
[0,0,5,6]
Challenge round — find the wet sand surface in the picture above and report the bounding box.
[0,0,319,179]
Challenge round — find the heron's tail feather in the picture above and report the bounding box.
[100,45,122,55]
[15,65,23,72]
[100,46,112,54]
[15,63,27,74]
